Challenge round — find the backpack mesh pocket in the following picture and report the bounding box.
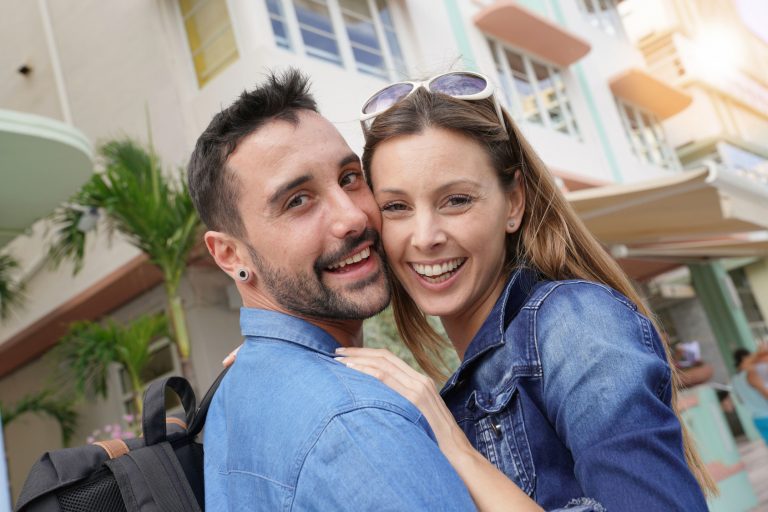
[56,472,127,512]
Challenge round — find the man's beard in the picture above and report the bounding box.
[247,228,391,320]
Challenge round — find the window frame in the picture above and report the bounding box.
[488,38,580,138]
[577,0,626,38]
[615,98,681,170]
[178,0,240,87]
[266,0,408,80]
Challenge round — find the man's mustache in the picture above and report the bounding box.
[314,228,381,274]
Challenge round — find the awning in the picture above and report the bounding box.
[473,1,590,67]
[0,109,93,247]
[611,233,768,260]
[566,165,768,249]
[609,68,692,120]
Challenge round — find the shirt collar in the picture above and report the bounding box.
[240,308,342,356]
[442,267,540,392]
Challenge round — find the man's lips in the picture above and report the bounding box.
[326,246,372,271]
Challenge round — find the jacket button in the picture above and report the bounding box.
[490,420,503,437]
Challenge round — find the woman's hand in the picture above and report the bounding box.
[335,347,472,457]
[335,346,543,512]
[222,346,241,367]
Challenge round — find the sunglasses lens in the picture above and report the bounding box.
[430,73,487,97]
[362,82,414,115]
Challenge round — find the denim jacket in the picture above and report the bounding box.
[440,268,709,511]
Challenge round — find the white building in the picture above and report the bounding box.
[3,0,763,503]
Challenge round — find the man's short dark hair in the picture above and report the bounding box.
[187,68,318,237]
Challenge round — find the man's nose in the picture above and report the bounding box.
[329,188,368,240]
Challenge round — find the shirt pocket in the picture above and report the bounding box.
[472,387,536,496]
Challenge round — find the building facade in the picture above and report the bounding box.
[1,0,766,503]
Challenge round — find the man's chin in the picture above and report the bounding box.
[325,269,391,319]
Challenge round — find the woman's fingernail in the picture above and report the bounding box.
[335,347,346,353]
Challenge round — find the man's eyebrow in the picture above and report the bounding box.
[339,153,361,168]
[268,174,314,208]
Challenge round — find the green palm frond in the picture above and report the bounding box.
[47,138,202,385]
[0,389,78,446]
[0,254,25,320]
[55,313,169,403]
[114,313,169,389]
[55,320,120,398]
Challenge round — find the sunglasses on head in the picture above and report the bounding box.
[360,71,507,132]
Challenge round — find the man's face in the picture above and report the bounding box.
[227,111,390,320]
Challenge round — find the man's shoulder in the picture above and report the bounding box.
[204,338,430,500]
[226,339,419,416]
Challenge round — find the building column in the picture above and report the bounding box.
[689,261,757,375]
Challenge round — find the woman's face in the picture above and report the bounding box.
[370,127,524,321]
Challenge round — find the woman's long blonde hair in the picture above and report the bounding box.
[361,88,716,496]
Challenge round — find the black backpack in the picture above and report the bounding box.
[14,369,228,512]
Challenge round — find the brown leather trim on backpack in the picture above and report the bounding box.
[93,439,130,459]
[165,417,187,429]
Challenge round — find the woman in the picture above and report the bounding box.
[334,71,715,511]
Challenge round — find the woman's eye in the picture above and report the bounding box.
[286,194,309,209]
[340,171,361,187]
[381,202,408,212]
[445,194,473,207]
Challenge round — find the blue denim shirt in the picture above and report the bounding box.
[440,268,709,511]
[204,308,476,511]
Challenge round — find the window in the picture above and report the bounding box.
[179,0,239,87]
[266,0,292,49]
[577,0,625,37]
[616,99,680,170]
[117,338,180,416]
[488,39,580,138]
[266,0,407,79]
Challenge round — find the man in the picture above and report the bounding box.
[187,69,474,510]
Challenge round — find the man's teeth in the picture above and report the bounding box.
[411,258,464,277]
[327,247,371,270]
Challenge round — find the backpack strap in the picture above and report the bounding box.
[142,376,196,446]
[93,439,130,459]
[106,442,201,512]
[188,367,230,438]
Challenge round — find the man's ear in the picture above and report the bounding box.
[204,230,251,281]
[505,171,526,233]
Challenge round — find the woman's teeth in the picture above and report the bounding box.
[327,247,371,270]
[410,258,465,283]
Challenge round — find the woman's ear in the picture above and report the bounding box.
[204,231,254,283]
[505,171,526,233]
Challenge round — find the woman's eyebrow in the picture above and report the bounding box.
[378,179,481,196]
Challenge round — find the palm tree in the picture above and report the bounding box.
[0,254,24,321]
[48,139,202,385]
[55,313,169,416]
[1,389,77,446]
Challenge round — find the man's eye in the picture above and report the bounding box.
[340,171,361,187]
[286,194,309,209]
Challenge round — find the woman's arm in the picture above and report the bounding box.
[534,284,709,511]
[335,347,543,512]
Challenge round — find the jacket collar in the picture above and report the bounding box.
[240,308,341,356]
[441,267,540,393]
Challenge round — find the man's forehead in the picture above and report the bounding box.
[229,112,345,168]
